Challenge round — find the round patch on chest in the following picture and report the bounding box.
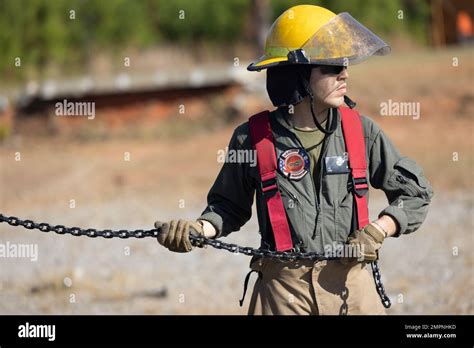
[278,148,310,180]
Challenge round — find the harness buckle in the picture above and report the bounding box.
[261,175,278,198]
[349,175,369,197]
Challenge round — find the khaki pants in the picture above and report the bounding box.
[247,257,386,315]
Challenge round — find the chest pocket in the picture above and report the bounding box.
[321,152,359,244]
[322,153,352,205]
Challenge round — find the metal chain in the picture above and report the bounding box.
[371,260,392,308]
[0,213,329,261]
[0,213,391,307]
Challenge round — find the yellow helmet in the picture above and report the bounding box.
[248,4,390,71]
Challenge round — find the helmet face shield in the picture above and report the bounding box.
[249,12,391,70]
[301,12,391,66]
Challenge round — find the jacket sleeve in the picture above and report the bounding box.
[198,123,256,238]
[364,116,434,236]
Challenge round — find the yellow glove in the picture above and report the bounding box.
[155,219,204,253]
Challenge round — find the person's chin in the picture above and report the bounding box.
[325,96,345,108]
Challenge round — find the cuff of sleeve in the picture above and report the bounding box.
[378,205,408,237]
[198,212,223,239]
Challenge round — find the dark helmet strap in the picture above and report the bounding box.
[298,71,337,135]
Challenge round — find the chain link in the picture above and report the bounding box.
[0,214,160,239]
[371,260,392,308]
[0,213,391,307]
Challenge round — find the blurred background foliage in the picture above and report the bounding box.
[0,0,430,78]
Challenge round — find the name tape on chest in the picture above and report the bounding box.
[324,152,350,174]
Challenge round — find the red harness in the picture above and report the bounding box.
[249,107,369,251]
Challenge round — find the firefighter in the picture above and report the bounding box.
[155,5,433,315]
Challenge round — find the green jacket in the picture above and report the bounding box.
[199,107,434,253]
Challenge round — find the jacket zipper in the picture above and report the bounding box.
[286,126,333,240]
[281,130,320,244]
[311,134,331,239]
[278,182,299,204]
[276,109,337,241]
[285,131,319,209]
[316,133,331,209]
[396,175,423,197]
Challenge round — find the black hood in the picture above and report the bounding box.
[266,65,312,107]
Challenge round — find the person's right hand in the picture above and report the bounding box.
[154,219,204,253]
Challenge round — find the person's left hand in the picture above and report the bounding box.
[347,223,386,261]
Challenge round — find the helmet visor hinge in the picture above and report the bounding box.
[287,49,310,64]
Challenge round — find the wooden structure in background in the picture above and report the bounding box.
[431,0,474,46]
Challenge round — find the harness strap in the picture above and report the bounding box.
[239,269,261,307]
[249,111,294,251]
[339,106,369,229]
